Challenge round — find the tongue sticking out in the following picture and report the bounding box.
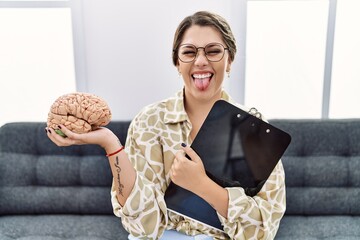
[194,78,211,91]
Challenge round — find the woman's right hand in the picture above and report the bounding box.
[45,124,120,152]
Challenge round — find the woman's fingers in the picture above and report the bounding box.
[181,143,201,163]
[45,125,117,148]
[45,126,78,146]
[55,124,81,140]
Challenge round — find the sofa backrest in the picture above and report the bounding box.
[270,119,360,216]
[2,120,360,216]
[0,121,130,215]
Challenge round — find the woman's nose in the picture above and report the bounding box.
[194,49,209,66]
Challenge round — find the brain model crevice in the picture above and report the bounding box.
[47,92,112,134]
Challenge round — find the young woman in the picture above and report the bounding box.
[46,11,286,240]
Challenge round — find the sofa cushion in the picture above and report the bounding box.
[0,153,114,215]
[285,187,360,215]
[0,154,112,187]
[0,122,130,155]
[270,120,360,156]
[283,156,352,187]
[0,215,128,240]
[0,186,113,215]
[276,216,360,240]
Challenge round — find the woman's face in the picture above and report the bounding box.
[177,25,232,104]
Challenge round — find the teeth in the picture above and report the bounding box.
[193,73,212,79]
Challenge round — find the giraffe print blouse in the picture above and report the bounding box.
[111,89,286,240]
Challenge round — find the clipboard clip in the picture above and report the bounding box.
[248,107,262,119]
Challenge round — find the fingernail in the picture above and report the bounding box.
[181,142,187,147]
[58,125,61,129]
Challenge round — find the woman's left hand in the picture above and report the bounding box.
[169,143,208,193]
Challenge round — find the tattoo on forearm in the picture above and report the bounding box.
[114,156,124,196]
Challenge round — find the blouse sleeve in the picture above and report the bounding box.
[110,116,168,239]
[217,160,286,240]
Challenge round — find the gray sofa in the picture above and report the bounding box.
[1,120,360,240]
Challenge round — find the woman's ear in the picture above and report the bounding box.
[226,61,231,72]
[226,60,232,73]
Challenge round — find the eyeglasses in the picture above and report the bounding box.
[176,43,228,63]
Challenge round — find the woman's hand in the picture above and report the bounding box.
[169,143,208,193]
[170,143,229,217]
[46,124,119,152]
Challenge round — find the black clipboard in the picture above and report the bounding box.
[164,100,291,232]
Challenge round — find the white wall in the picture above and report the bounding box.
[73,0,245,120]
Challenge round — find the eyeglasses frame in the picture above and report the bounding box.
[174,42,229,63]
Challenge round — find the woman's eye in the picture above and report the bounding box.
[183,51,196,56]
[206,49,222,55]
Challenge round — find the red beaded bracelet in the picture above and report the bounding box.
[106,146,124,157]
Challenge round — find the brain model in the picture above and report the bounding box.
[47,92,111,135]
